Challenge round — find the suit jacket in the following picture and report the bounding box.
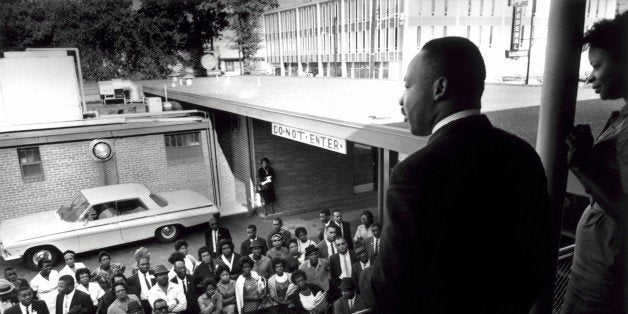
[55,289,95,314]
[240,237,269,256]
[329,251,357,283]
[333,294,368,314]
[127,270,156,298]
[316,239,335,259]
[360,115,552,313]
[363,236,380,261]
[5,300,50,314]
[350,261,370,289]
[170,274,198,314]
[204,227,232,258]
[332,221,353,249]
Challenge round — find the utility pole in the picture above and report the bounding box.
[524,0,537,85]
[369,0,378,78]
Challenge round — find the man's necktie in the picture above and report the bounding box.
[331,242,336,255]
[349,299,353,310]
[25,307,29,314]
[374,238,379,255]
[143,273,151,289]
[182,279,187,294]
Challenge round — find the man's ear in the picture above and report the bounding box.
[432,77,448,101]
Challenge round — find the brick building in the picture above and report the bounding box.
[0,114,217,220]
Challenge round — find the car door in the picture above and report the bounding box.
[77,202,123,252]
[117,198,152,242]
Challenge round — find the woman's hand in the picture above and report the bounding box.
[567,124,593,168]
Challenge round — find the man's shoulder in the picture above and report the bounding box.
[74,289,91,300]
[4,305,20,314]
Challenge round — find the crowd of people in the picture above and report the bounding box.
[0,209,379,314]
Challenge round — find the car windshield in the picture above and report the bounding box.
[57,193,90,222]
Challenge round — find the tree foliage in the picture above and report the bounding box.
[0,0,230,81]
[228,0,278,74]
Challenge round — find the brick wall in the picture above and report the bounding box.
[0,131,213,220]
[251,119,354,213]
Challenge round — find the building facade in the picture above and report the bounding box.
[263,0,626,81]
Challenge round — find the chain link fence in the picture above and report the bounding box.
[552,244,575,313]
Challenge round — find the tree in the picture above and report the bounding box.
[0,0,230,80]
[228,0,278,75]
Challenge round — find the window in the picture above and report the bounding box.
[117,199,148,215]
[165,132,203,165]
[17,147,44,182]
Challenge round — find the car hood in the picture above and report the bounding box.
[0,211,75,245]
[159,190,214,210]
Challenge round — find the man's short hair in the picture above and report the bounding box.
[17,284,32,293]
[334,236,346,243]
[273,218,283,225]
[59,274,75,286]
[37,258,51,269]
[333,209,342,214]
[320,209,330,216]
[97,251,111,262]
[247,224,257,232]
[153,298,167,308]
[371,222,382,229]
[325,224,337,232]
[582,12,628,62]
[420,37,486,100]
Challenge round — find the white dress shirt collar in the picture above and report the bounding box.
[432,109,481,134]
[19,303,31,313]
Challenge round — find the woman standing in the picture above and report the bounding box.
[75,268,105,307]
[294,228,316,259]
[267,258,292,312]
[353,210,374,245]
[29,258,59,314]
[235,257,267,313]
[257,157,276,215]
[216,265,237,314]
[58,250,87,278]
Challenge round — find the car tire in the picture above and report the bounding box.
[155,225,181,243]
[25,246,60,270]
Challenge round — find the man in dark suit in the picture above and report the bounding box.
[266,218,292,248]
[240,224,268,256]
[204,215,232,258]
[316,224,338,259]
[5,285,49,314]
[333,278,368,314]
[318,209,332,241]
[55,275,94,314]
[360,37,552,313]
[362,223,381,261]
[169,253,198,314]
[332,210,353,250]
[127,255,155,314]
[329,237,356,302]
[351,246,370,287]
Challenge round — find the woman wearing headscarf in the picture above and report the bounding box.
[58,250,87,278]
[235,256,267,313]
[266,234,290,261]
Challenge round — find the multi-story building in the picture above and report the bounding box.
[263,0,627,81]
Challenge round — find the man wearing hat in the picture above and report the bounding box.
[0,279,16,313]
[350,246,370,287]
[249,239,272,279]
[5,284,49,314]
[147,265,186,313]
[333,278,368,314]
[299,245,330,291]
[204,215,232,259]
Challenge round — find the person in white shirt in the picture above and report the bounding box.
[127,255,154,314]
[147,265,186,313]
[58,251,86,279]
[74,268,105,307]
[173,240,199,275]
[294,227,316,260]
[5,284,50,314]
[30,258,58,314]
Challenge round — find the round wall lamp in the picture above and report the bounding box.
[89,139,114,161]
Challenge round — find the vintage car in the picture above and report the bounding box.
[0,183,217,270]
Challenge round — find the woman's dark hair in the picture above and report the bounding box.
[75,268,91,282]
[215,265,231,281]
[37,258,51,269]
[97,251,111,262]
[168,252,186,265]
[361,210,374,225]
[287,238,298,247]
[291,269,307,284]
[218,239,234,252]
[295,227,307,237]
[174,239,188,251]
[271,258,286,271]
[238,256,254,269]
[582,13,628,62]
[261,157,270,164]
[198,246,210,260]
[200,277,217,290]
